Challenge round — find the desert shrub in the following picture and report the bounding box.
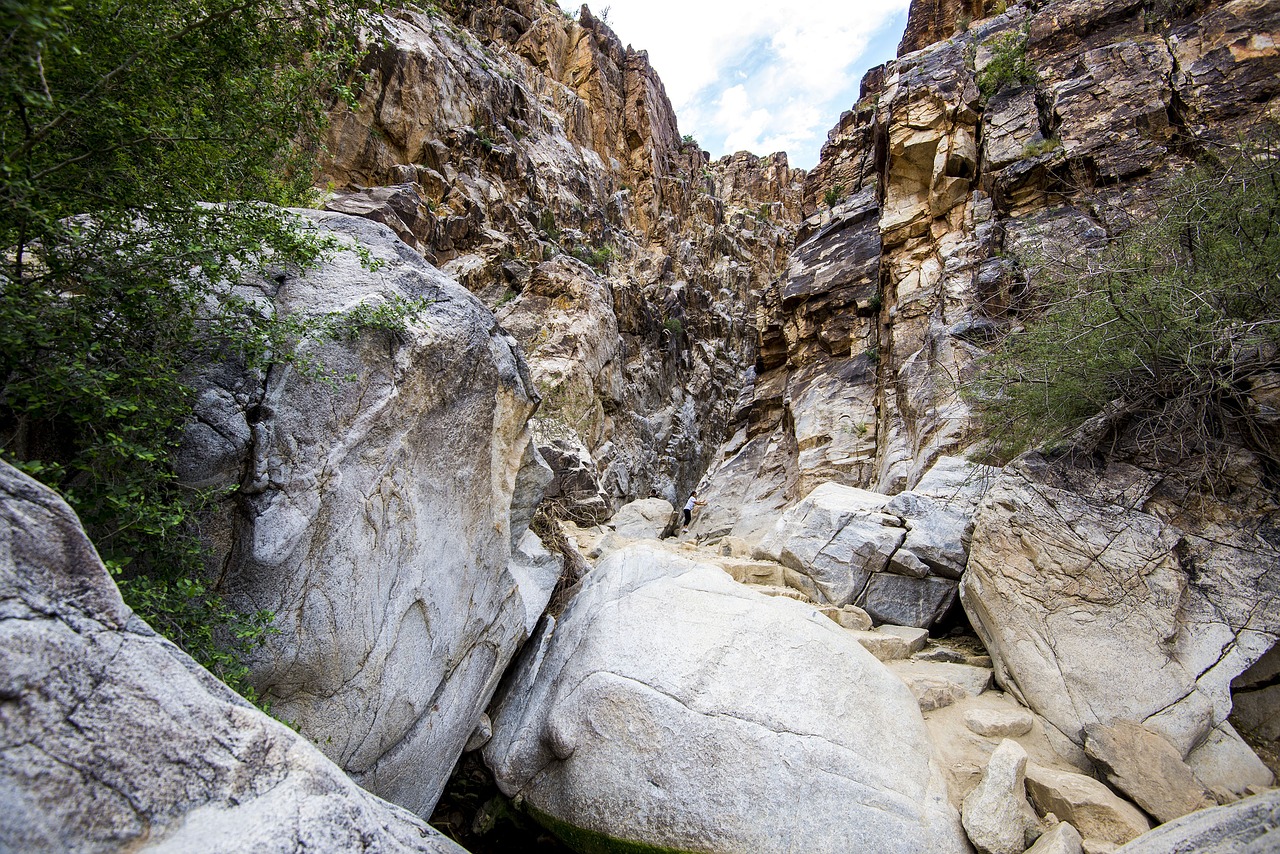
[823,183,846,209]
[978,30,1037,97]
[966,137,1280,471]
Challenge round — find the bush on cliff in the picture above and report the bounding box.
[977,30,1037,98]
[967,136,1280,479]
[0,0,381,699]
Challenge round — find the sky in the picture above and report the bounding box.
[559,0,912,170]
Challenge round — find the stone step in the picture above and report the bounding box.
[846,624,932,661]
[888,659,995,712]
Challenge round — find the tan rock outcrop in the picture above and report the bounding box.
[319,2,805,512]
[962,454,1280,764]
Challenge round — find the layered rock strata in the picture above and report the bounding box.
[321,1,805,513]
[694,0,1280,532]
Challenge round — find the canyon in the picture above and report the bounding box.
[4,0,1280,851]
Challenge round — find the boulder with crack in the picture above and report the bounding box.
[962,453,1280,766]
[754,475,989,628]
[179,210,559,817]
[483,543,969,854]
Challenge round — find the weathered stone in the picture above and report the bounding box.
[851,629,914,661]
[860,572,959,628]
[962,740,1045,854]
[1114,789,1280,854]
[0,461,465,854]
[1048,36,1177,182]
[920,690,1098,809]
[608,497,675,540]
[1171,0,1280,140]
[1027,822,1084,854]
[484,544,969,853]
[323,183,436,253]
[962,455,1280,758]
[891,660,994,700]
[898,0,986,55]
[1186,723,1275,797]
[1025,764,1151,847]
[1084,721,1215,824]
[181,210,554,817]
[888,545,934,578]
[885,491,974,579]
[539,436,612,525]
[963,706,1035,739]
[881,624,932,654]
[1232,642,1280,743]
[819,603,876,631]
[755,482,903,606]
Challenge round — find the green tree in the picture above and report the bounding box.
[977,30,1037,98]
[966,137,1280,476]
[0,0,380,699]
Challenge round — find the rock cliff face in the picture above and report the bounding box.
[694,0,1280,536]
[321,0,804,514]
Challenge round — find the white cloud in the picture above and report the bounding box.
[562,0,912,169]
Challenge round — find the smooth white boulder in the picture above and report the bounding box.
[179,210,557,816]
[0,461,465,853]
[608,497,675,539]
[484,543,969,853]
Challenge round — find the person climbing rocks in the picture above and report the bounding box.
[682,490,706,530]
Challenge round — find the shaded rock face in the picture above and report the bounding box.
[0,461,466,854]
[1114,789,1280,854]
[898,0,987,56]
[483,543,969,854]
[321,1,805,511]
[962,453,1280,768]
[755,482,962,628]
[696,0,1280,530]
[749,456,992,628]
[179,210,558,817]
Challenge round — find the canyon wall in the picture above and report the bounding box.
[322,0,804,516]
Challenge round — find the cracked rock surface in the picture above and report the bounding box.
[963,453,1280,764]
[483,542,969,853]
[179,209,558,817]
[0,460,466,854]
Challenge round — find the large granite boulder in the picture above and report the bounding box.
[754,466,992,628]
[0,461,466,853]
[962,453,1280,762]
[179,209,558,816]
[483,543,969,854]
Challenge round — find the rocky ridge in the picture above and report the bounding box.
[322,0,804,515]
[694,0,1280,526]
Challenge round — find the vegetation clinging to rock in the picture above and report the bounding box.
[967,134,1280,478]
[977,30,1037,98]
[0,0,384,699]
